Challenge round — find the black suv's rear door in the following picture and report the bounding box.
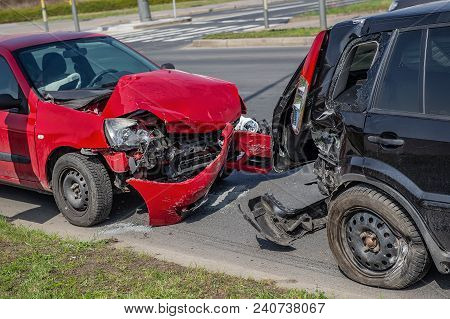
[364,27,450,252]
[272,31,327,172]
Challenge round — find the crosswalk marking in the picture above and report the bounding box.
[108,23,260,44]
[121,27,202,43]
[143,26,223,43]
[163,25,258,42]
[114,28,195,42]
[220,16,292,23]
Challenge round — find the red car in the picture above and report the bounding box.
[0,32,271,227]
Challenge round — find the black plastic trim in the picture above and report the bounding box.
[0,152,31,164]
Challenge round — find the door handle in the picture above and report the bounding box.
[368,135,404,147]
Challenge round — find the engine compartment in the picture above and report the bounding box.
[108,111,225,185]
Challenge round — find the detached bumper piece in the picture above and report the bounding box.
[240,194,328,246]
[226,131,272,174]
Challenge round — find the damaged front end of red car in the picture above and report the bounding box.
[79,70,273,226]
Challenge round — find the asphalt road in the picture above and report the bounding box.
[2,45,449,298]
[108,0,360,49]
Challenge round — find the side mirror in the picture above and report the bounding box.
[161,63,176,70]
[0,94,22,110]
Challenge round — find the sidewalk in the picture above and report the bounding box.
[0,0,289,35]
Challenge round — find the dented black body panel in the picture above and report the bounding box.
[264,3,450,275]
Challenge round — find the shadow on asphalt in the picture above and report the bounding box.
[244,72,294,102]
[0,168,304,229]
[255,236,296,252]
[406,265,450,292]
[0,185,147,227]
[183,168,307,224]
[0,187,57,224]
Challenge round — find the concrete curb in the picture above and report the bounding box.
[190,37,315,48]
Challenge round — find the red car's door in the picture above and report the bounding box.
[0,56,37,184]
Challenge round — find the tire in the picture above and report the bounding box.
[52,153,113,227]
[327,184,431,289]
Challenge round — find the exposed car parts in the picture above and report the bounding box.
[240,194,328,246]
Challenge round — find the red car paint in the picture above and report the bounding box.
[0,33,272,226]
[103,70,242,133]
[226,131,272,174]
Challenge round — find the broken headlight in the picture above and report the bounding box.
[104,118,150,150]
[235,116,259,133]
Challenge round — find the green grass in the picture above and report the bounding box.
[204,27,322,39]
[0,0,233,24]
[0,218,327,299]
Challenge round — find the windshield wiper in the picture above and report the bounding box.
[100,81,119,89]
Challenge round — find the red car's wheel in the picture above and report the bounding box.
[52,153,113,227]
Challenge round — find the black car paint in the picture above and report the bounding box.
[272,3,450,274]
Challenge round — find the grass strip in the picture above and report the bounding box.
[0,218,327,299]
[203,27,322,39]
[302,0,391,17]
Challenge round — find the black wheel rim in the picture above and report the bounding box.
[342,208,400,272]
[59,168,89,214]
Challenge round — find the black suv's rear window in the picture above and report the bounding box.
[333,41,379,104]
[376,30,423,114]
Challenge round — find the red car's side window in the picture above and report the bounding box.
[0,56,25,114]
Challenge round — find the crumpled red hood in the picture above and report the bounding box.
[102,70,242,132]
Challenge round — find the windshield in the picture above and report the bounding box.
[16,36,159,95]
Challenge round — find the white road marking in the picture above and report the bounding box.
[110,24,259,44]
[143,26,222,43]
[197,2,313,22]
[115,28,196,43]
[219,16,291,23]
[254,16,292,22]
[211,187,235,207]
[163,24,258,42]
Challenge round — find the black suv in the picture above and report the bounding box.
[242,2,450,289]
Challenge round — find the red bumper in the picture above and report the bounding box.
[127,124,234,226]
[226,131,272,174]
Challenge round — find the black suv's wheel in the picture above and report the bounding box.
[52,153,113,227]
[327,184,430,289]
